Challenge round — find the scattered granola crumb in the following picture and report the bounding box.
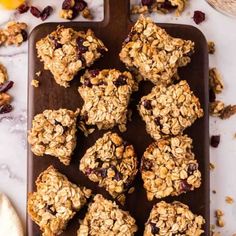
[31,79,39,88]
[193,10,206,24]
[35,71,42,77]
[128,187,135,194]
[208,41,216,54]
[225,196,234,204]
[215,209,225,228]
[212,190,216,194]
[211,135,220,148]
[0,63,8,84]
[220,105,236,119]
[210,101,225,117]
[209,68,224,94]
[210,163,215,170]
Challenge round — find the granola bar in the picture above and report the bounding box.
[138,80,203,140]
[36,26,107,87]
[141,135,201,200]
[28,108,79,165]
[78,69,135,132]
[119,15,194,86]
[77,194,138,236]
[131,0,188,16]
[28,166,91,236]
[144,201,205,236]
[0,22,28,46]
[79,132,138,199]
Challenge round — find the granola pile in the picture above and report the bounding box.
[28,166,92,236]
[138,80,203,140]
[36,26,107,87]
[79,132,138,199]
[0,22,28,47]
[144,201,205,236]
[141,135,201,200]
[78,69,135,132]
[119,15,194,86]
[131,0,188,16]
[28,109,79,165]
[77,194,138,236]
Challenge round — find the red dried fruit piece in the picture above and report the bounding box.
[160,0,177,10]
[30,6,41,18]
[209,88,216,103]
[210,135,220,148]
[193,10,205,24]
[142,0,153,6]
[113,75,127,87]
[142,99,152,110]
[0,81,14,93]
[17,3,29,14]
[40,6,53,21]
[180,180,192,192]
[0,104,13,114]
[89,69,99,77]
[62,0,73,10]
[21,30,28,42]
[74,0,87,12]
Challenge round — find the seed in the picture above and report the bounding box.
[30,6,41,18]
[40,6,53,21]
[210,135,220,148]
[142,99,152,110]
[193,10,206,24]
[0,104,13,114]
[17,3,29,14]
[0,81,14,93]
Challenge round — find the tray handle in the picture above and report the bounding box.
[103,0,131,25]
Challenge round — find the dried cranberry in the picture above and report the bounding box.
[84,78,92,87]
[150,223,159,234]
[0,104,13,114]
[187,163,198,175]
[180,180,192,192]
[141,0,153,6]
[30,6,41,18]
[142,100,152,110]
[154,117,161,126]
[85,168,92,175]
[77,36,85,45]
[114,172,123,181]
[113,75,127,87]
[17,3,29,14]
[160,0,177,10]
[142,160,153,171]
[209,88,216,103]
[77,37,88,53]
[0,81,14,93]
[62,0,73,10]
[21,30,28,42]
[210,135,220,148]
[74,0,87,12]
[78,52,86,65]
[100,168,107,178]
[193,10,205,25]
[40,6,53,21]
[89,69,99,77]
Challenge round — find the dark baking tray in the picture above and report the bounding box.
[27,0,209,235]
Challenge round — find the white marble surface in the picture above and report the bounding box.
[0,0,235,235]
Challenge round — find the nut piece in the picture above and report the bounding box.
[210,101,225,117]
[141,135,201,200]
[31,79,39,88]
[144,201,205,236]
[28,108,79,165]
[79,69,135,132]
[0,63,8,84]
[215,209,224,228]
[36,26,107,87]
[28,166,91,236]
[138,80,203,140]
[0,93,11,106]
[225,196,234,204]
[77,194,138,236]
[209,68,224,94]
[79,132,138,199]
[208,41,215,54]
[120,15,194,86]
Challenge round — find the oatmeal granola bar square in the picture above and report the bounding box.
[119,15,194,86]
[28,108,79,165]
[77,194,138,236]
[141,135,201,200]
[138,80,203,140]
[79,132,138,199]
[144,201,205,236]
[28,166,92,236]
[36,26,107,87]
[78,69,135,132]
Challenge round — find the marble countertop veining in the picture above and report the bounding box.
[0,0,236,235]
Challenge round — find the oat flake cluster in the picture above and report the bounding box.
[28,166,92,236]
[141,135,201,200]
[28,108,79,165]
[77,194,138,236]
[36,26,107,87]
[144,201,205,236]
[79,69,135,132]
[138,80,203,140]
[79,132,138,199]
[119,15,194,86]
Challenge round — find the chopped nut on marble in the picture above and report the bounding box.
[208,41,216,54]
[209,68,224,94]
[225,196,234,204]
